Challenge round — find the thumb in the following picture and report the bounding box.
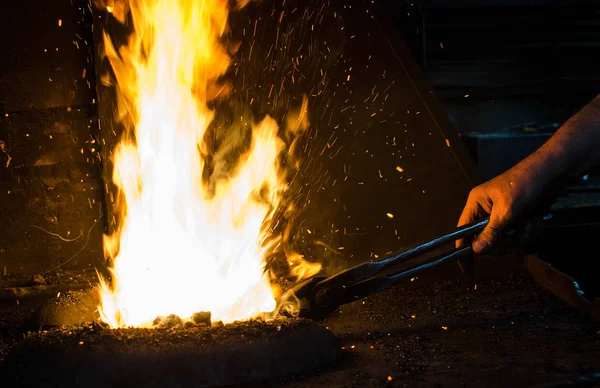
[473,213,506,254]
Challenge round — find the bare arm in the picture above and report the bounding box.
[458,93,600,253]
[525,93,600,184]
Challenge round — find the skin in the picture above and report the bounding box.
[458,93,600,254]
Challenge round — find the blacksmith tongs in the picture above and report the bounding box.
[284,218,489,320]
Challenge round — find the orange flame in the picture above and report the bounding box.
[97,0,319,328]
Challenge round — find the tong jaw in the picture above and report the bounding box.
[281,276,339,320]
[279,218,491,320]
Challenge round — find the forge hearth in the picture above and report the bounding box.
[2,265,600,388]
[2,318,341,387]
[2,0,600,387]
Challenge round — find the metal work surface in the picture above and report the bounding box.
[284,270,600,388]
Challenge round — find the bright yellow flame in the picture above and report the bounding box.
[97,0,311,327]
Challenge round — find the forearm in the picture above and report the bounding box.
[508,93,600,193]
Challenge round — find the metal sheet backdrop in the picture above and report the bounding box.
[92,0,479,276]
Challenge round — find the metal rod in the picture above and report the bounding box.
[315,218,489,291]
[339,246,473,306]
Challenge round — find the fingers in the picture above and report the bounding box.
[456,202,477,248]
[457,194,482,228]
[457,170,536,254]
[472,211,507,254]
[456,188,487,248]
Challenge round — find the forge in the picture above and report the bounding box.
[3,318,341,387]
[1,0,600,387]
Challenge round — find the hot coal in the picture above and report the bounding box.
[152,314,184,329]
[1,318,341,387]
[151,313,213,329]
[191,311,211,326]
[30,286,255,330]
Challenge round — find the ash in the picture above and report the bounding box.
[21,316,310,348]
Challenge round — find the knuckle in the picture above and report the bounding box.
[470,185,482,196]
[467,187,482,202]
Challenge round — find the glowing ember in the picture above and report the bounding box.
[97,0,320,328]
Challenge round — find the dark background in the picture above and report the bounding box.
[382,0,600,182]
[385,0,600,133]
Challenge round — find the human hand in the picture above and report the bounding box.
[457,167,542,254]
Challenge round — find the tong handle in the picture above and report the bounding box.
[336,246,474,307]
[314,217,489,291]
[412,217,489,255]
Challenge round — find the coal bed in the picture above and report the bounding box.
[1,318,341,387]
[1,259,600,387]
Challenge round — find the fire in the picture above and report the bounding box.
[97,0,319,328]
